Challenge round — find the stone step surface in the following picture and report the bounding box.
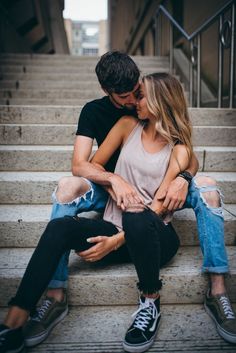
[0,145,236,172]
[0,88,104,99]
[0,246,235,307]
[0,106,235,126]
[0,54,169,64]
[0,65,168,74]
[0,171,235,204]
[1,304,235,352]
[0,205,235,248]
[0,80,102,90]
[1,124,235,146]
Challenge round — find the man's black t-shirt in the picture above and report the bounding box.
[76,96,137,172]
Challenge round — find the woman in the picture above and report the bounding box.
[0,73,192,353]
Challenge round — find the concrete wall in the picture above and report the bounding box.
[0,0,69,54]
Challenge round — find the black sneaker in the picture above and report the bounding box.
[204,289,236,344]
[0,324,25,353]
[23,291,68,347]
[123,296,161,353]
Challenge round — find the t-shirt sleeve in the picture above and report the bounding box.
[76,103,96,138]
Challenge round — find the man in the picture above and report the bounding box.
[23,51,235,349]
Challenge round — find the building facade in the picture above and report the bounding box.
[64,19,108,56]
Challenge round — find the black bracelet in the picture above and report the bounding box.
[177,171,193,184]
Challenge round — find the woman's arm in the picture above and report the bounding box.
[151,144,191,214]
[88,116,143,208]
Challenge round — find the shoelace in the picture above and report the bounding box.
[32,299,52,322]
[219,295,236,320]
[132,299,159,332]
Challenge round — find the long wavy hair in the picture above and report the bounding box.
[142,73,193,159]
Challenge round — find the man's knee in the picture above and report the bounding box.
[56,176,90,203]
[195,176,221,208]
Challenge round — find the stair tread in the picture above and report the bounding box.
[0,246,235,274]
[0,304,235,352]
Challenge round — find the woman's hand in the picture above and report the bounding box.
[76,235,119,262]
[109,174,144,210]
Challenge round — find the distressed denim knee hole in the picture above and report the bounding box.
[52,178,93,206]
[193,176,224,218]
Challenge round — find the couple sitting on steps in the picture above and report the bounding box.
[0,51,235,353]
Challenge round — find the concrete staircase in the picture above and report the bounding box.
[0,54,235,352]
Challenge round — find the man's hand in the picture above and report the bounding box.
[109,174,144,210]
[156,176,189,211]
[77,235,118,262]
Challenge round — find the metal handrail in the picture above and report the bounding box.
[155,0,235,108]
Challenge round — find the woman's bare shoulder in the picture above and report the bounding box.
[118,115,138,130]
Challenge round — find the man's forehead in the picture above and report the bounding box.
[117,82,140,96]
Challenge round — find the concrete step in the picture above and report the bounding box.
[0,98,96,105]
[0,171,235,204]
[0,123,235,146]
[0,80,102,90]
[0,204,235,248]
[0,246,235,307]
[1,304,235,352]
[0,88,104,99]
[0,65,169,74]
[0,72,99,81]
[0,55,169,64]
[0,53,169,61]
[0,145,235,172]
[0,106,235,126]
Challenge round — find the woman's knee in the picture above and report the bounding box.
[43,218,67,243]
[123,209,154,242]
[56,176,90,203]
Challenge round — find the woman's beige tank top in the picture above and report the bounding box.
[103,122,172,230]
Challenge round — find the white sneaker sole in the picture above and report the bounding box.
[24,307,69,347]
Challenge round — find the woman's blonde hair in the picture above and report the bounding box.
[142,73,193,159]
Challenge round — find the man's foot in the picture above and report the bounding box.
[204,289,236,344]
[23,291,68,347]
[0,324,25,353]
[123,296,161,353]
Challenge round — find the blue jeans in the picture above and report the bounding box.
[48,176,228,289]
[48,178,108,288]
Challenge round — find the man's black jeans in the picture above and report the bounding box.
[9,208,179,312]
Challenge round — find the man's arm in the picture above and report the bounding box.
[71,135,94,176]
[74,117,143,208]
[155,151,199,212]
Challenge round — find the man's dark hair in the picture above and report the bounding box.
[95,51,140,94]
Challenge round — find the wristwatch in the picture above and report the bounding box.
[177,171,193,184]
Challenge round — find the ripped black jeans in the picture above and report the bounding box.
[9,208,179,312]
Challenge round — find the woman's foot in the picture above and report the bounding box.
[0,324,25,353]
[123,295,161,352]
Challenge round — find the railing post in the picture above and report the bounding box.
[169,22,173,73]
[218,15,223,108]
[154,15,158,56]
[189,41,194,107]
[229,2,235,108]
[197,34,201,107]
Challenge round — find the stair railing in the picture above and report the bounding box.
[155,0,235,108]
